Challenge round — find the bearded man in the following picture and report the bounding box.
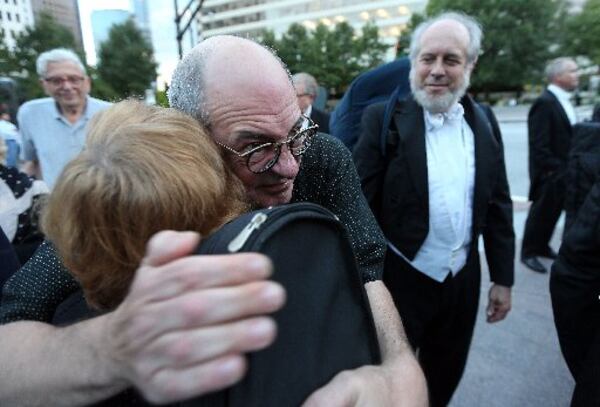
[353,12,515,407]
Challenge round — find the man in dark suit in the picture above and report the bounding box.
[522,57,579,273]
[292,72,330,133]
[354,12,515,407]
[551,178,600,407]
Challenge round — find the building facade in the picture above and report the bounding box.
[30,0,83,48]
[197,0,426,48]
[90,8,130,55]
[0,0,34,49]
[130,0,151,44]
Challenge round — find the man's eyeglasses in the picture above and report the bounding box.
[215,115,319,174]
[43,76,85,87]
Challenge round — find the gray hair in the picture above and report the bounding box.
[36,48,86,77]
[168,35,291,129]
[409,12,482,64]
[292,72,318,97]
[545,57,576,82]
[168,43,213,127]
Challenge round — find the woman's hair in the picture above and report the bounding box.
[43,100,247,310]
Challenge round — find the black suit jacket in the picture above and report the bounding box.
[550,178,600,381]
[353,95,515,286]
[527,89,573,199]
[310,107,330,134]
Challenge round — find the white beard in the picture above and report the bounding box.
[410,69,471,114]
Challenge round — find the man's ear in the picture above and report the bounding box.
[468,56,478,72]
[39,79,51,96]
[83,75,92,94]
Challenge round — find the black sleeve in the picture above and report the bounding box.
[352,102,388,221]
[0,228,20,297]
[0,241,79,324]
[550,179,600,378]
[293,134,386,282]
[528,99,563,173]
[481,105,516,287]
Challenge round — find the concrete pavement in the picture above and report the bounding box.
[449,234,574,407]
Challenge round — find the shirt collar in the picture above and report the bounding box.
[548,84,572,101]
[424,103,464,131]
[304,104,313,117]
[52,96,90,121]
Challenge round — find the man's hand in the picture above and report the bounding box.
[486,283,511,323]
[302,353,428,407]
[100,230,286,404]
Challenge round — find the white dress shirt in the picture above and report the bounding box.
[303,104,313,117]
[388,103,476,282]
[548,84,577,125]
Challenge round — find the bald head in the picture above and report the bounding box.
[168,35,293,128]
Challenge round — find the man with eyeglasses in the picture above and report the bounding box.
[0,37,426,406]
[17,48,110,188]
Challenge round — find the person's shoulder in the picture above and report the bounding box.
[88,97,113,109]
[363,101,388,117]
[0,119,17,132]
[303,132,351,165]
[312,132,348,152]
[17,97,55,116]
[536,89,558,105]
[529,90,556,115]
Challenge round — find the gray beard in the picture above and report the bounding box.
[410,70,471,114]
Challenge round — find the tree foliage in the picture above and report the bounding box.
[96,18,157,99]
[0,12,80,101]
[258,22,388,96]
[564,0,600,66]
[396,13,425,58]
[396,0,568,93]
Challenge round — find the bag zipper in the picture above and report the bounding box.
[227,204,339,253]
[228,212,268,252]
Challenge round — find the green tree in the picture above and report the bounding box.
[8,12,80,101]
[396,13,425,58]
[259,22,388,96]
[396,0,568,93]
[96,18,157,98]
[564,0,600,66]
[155,89,169,107]
[87,66,119,102]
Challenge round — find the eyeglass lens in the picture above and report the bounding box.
[246,120,315,173]
[45,76,85,86]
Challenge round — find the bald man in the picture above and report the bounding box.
[0,36,426,406]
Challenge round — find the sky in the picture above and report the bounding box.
[78,0,185,88]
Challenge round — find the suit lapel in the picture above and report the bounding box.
[392,98,428,204]
[545,89,571,130]
[464,97,494,229]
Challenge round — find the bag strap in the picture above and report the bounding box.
[379,85,403,158]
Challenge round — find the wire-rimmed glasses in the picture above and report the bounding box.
[215,115,319,174]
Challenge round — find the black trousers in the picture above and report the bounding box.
[384,253,480,407]
[550,262,600,406]
[522,173,566,258]
[571,327,600,407]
